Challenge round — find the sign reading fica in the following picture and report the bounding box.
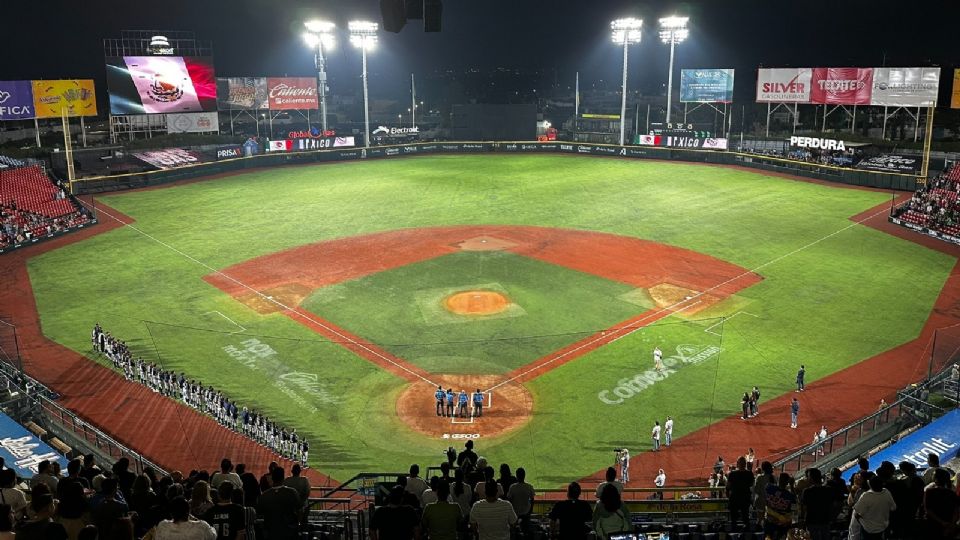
[267,78,317,110]
[0,80,35,120]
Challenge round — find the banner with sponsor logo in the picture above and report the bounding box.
[267,78,317,110]
[635,134,727,150]
[216,77,268,110]
[952,69,960,109]
[31,80,97,118]
[267,140,293,152]
[215,146,244,160]
[856,154,920,174]
[0,412,70,478]
[166,112,219,133]
[756,68,812,103]
[810,67,873,105]
[293,136,355,151]
[789,136,847,151]
[106,56,217,114]
[872,68,940,107]
[132,148,205,169]
[0,80,36,120]
[680,69,735,103]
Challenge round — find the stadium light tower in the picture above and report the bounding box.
[610,18,643,146]
[349,20,378,149]
[303,20,336,133]
[659,16,689,124]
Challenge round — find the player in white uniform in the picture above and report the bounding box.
[653,346,664,372]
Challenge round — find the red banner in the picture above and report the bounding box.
[810,68,873,105]
[266,77,317,110]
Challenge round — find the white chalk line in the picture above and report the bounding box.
[704,311,759,337]
[80,201,439,388]
[203,310,247,334]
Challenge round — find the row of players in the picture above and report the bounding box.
[434,386,486,418]
[91,324,309,464]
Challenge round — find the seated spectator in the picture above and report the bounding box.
[549,482,592,540]
[155,497,216,540]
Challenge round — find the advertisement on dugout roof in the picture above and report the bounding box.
[131,148,205,169]
[0,80,36,120]
[106,56,217,115]
[810,67,873,105]
[216,77,268,110]
[31,80,97,118]
[756,68,812,103]
[266,78,318,110]
[872,68,940,107]
[680,69,735,103]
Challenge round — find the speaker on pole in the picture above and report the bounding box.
[380,0,407,33]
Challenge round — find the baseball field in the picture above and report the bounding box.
[21,154,956,485]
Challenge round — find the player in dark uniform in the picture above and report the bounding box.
[445,388,455,417]
[435,385,446,417]
[472,389,484,417]
[457,389,468,418]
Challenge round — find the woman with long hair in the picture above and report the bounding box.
[592,484,632,537]
[189,482,213,518]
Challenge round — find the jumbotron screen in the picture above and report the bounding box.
[106,56,217,115]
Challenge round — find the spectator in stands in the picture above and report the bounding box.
[30,461,59,493]
[470,481,517,540]
[211,459,242,490]
[854,476,896,540]
[420,482,459,540]
[0,469,27,521]
[549,482,592,540]
[17,494,67,540]
[595,467,623,499]
[456,441,478,470]
[474,468,503,501]
[189,481,214,518]
[801,468,835,540]
[80,455,100,487]
[235,465,260,508]
[892,462,923,537]
[405,465,428,503]
[922,453,946,487]
[592,484,631,537]
[56,461,90,540]
[421,477,443,505]
[92,479,128,539]
[505,468,534,535]
[0,504,14,540]
[202,483,246,540]
[451,470,472,518]
[155,497,215,540]
[112,459,136,501]
[923,468,958,539]
[129,474,160,537]
[370,486,419,540]
[726,456,754,531]
[281,463,310,509]
[762,473,796,540]
[497,464,516,494]
[752,461,774,520]
[256,467,300,540]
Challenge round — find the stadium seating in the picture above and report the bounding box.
[893,164,960,238]
[0,165,92,250]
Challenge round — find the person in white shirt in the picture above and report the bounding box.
[404,464,429,502]
[653,347,663,372]
[817,426,827,455]
[155,496,217,540]
[664,417,674,447]
[506,468,535,534]
[853,476,896,537]
[651,421,661,452]
[470,481,517,540]
[654,469,666,500]
[210,459,243,489]
[595,467,624,499]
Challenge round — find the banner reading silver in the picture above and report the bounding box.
[216,77,268,110]
[871,67,940,107]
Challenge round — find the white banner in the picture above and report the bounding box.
[871,67,940,107]
[756,68,812,103]
[166,112,220,133]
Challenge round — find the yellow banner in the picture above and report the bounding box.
[31,80,97,118]
[953,69,960,109]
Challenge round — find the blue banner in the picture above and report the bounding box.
[680,69,735,103]
[842,408,960,481]
[0,412,68,478]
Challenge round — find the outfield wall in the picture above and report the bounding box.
[71,141,919,195]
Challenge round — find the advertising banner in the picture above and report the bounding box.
[215,146,244,160]
[216,77,268,110]
[31,80,97,118]
[106,56,217,114]
[293,136,355,151]
[856,154,921,174]
[954,69,960,109]
[810,67,873,105]
[0,412,69,478]
[132,148,205,169]
[756,68,812,103]
[0,80,35,120]
[266,78,317,110]
[166,112,219,133]
[871,68,940,107]
[267,140,293,152]
[680,69,735,103]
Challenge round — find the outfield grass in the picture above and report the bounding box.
[25,155,956,484]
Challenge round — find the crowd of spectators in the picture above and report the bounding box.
[91,325,308,464]
[894,166,960,234]
[741,147,862,167]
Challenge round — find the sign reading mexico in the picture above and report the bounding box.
[31,80,97,118]
[267,78,317,110]
[106,56,217,114]
[0,81,36,120]
[756,68,812,103]
[680,69,734,103]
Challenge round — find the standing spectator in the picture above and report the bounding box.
[651,421,661,452]
[237,465,261,508]
[726,457,754,531]
[506,468,535,535]
[211,459,242,490]
[923,468,958,539]
[281,464,310,508]
[922,453,945,487]
[889,462,923,538]
[112,459,137,501]
[16,494,67,540]
[0,469,27,521]
[745,448,756,469]
[92,479,129,537]
[752,461,775,520]
[796,365,806,392]
[763,473,796,540]
[57,461,91,540]
[0,504,14,540]
[751,386,761,416]
[202,483,247,540]
[79,455,101,487]
[854,476,897,540]
[451,470,472,517]
[497,464,516,494]
[30,461,58,493]
[548,482,592,540]
[664,416,673,447]
[801,468,835,540]
[129,474,160,538]
[456,441,478,470]
[653,469,666,500]
[790,398,800,429]
[421,477,445,506]
[474,468,503,501]
[190,482,214,518]
[470,481,517,540]
[421,482,459,540]
[405,465,429,503]
[592,484,631,537]
[595,468,623,499]
[713,456,725,476]
[154,497,216,540]
[256,467,301,540]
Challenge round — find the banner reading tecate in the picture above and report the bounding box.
[166,112,219,133]
[872,68,940,107]
[267,78,317,110]
[0,81,36,120]
[810,67,873,105]
[216,77,268,110]
[680,69,734,103]
[756,68,812,103]
[32,80,97,118]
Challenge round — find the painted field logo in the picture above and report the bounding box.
[598,344,722,404]
[278,372,340,405]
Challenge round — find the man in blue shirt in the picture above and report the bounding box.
[458,390,469,418]
[445,388,455,417]
[472,389,484,417]
[435,385,446,417]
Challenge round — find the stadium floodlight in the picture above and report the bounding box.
[610,18,642,146]
[303,20,336,133]
[349,20,379,148]
[658,16,689,124]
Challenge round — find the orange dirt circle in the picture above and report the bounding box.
[444,290,510,316]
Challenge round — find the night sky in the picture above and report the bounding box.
[3,0,957,102]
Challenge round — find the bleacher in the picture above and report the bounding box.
[0,164,94,251]
[891,163,960,241]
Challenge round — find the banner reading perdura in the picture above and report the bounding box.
[680,69,734,103]
[216,77,268,110]
[872,68,940,107]
[31,80,97,118]
[0,80,36,120]
[267,78,317,110]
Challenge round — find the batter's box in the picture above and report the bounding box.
[415,282,527,326]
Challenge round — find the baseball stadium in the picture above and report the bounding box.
[2,2,960,539]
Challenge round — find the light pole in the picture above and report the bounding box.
[610,18,643,146]
[303,20,336,134]
[349,21,378,148]
[659,16,688,125]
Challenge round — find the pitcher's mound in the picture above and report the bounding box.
[444,291,510,316]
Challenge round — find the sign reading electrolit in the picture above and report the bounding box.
[371,126,420,137]
[789,136,846,151]
[0,412,68,478]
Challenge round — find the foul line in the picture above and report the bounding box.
[704,311,759,337]
[203,311,246,334]
[79,201,439,388]
[486,204,894,393]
